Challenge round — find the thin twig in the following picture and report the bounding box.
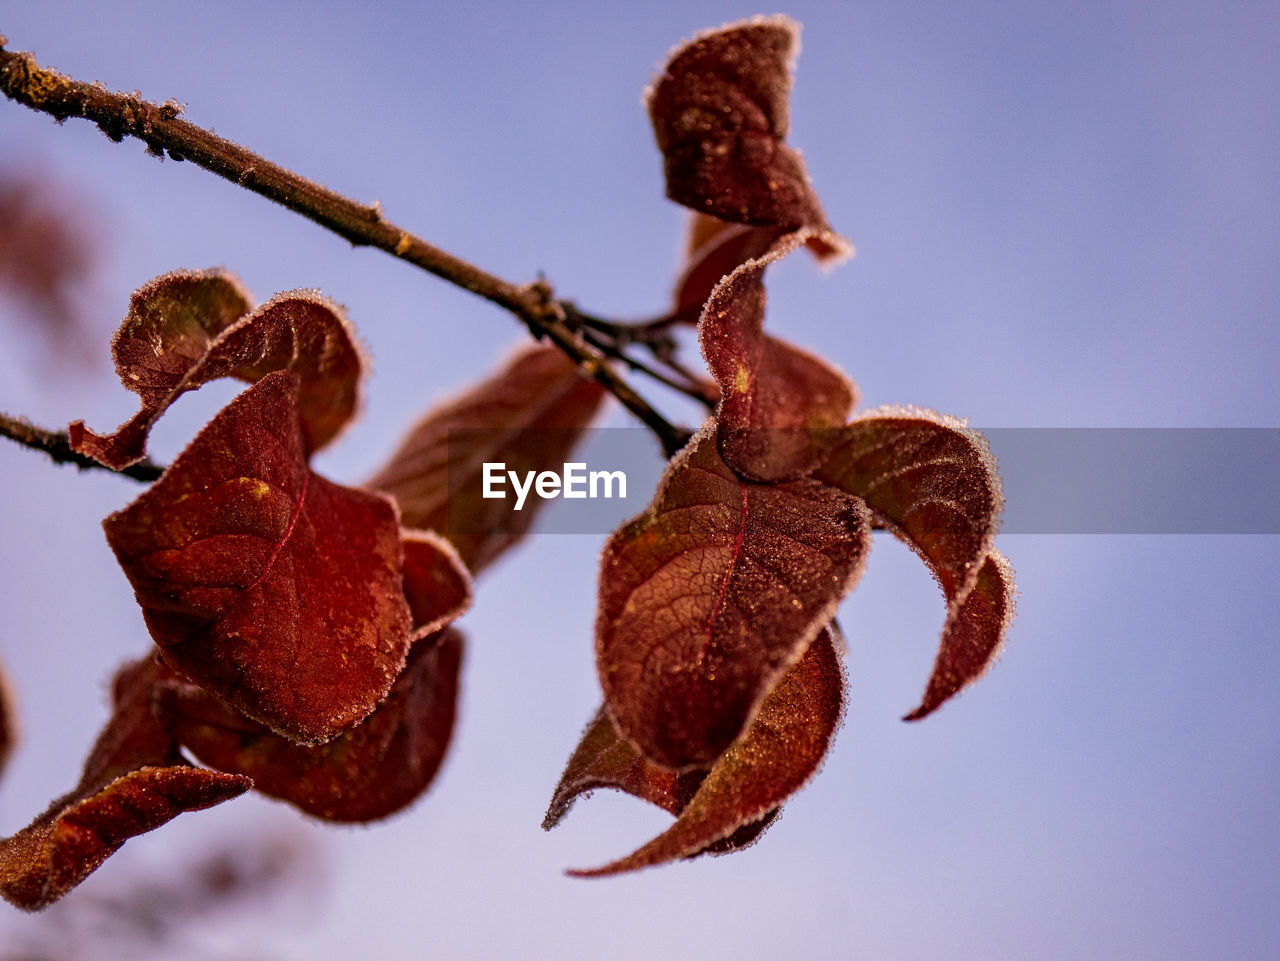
[0,42,690,458]
[560,304,717,408]
[577,329,717,409]
[0,413,163,481]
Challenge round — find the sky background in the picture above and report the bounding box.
[2,1,1278,958]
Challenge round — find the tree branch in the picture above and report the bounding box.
[0,413,163,481]
[0,42,691,458]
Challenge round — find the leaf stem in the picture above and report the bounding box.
[0,43,691,458]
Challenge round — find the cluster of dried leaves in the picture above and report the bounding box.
[0,15,1013,909]
[543,16,1014,874]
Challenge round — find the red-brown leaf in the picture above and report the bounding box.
[541,705,782,859]
[367,344,605,574]
[673,216,789,320]
[0,766,250,911]
[0,170,99,367]
[84,655,184,782]
[699,231,856,481]
[0,654,13,783]
[104,370,412,745]
[903,550,1015,720]
[543,706,705,826]
[400,530,472,643]
[815,410,1003,605]
[153,629,464,823]
[0,656,250,911]
[674,214,849,320]
[596,425,868,769]
[70,270,364,469]
[647,17,849,258]
[814,410,1012,718]
[567,625,844,876]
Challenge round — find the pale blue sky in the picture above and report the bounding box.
[2,2,1278,958]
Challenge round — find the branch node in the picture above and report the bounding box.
[0,42,693,461]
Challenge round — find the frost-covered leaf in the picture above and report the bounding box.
[154,629,464,823]
[400,530,472,643]
[673,216,788,320]
[674,213,849,320]
[542,702,784,860]
[647,17,849,260]
[903,550,1015,720]
[104,370,412,745]
[596,426,868,769]
[367,344,605,574]
[699,231,856,481]
[566,626,844,876]
[70,269,363,469]
[543,706,704,826]
[815,410,1003,608]
[0,768,250,911]
[815,411,1010,718]
[0,656,250,911]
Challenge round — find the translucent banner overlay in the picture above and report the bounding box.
[445,428,1280,536]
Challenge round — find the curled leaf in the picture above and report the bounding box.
[70,269,364,469]
[673,216,788,320]
[0,767,250,911]
[400,530,472,642]
[542,705,781,860]
[565,626,844,876]
[647,17,850,260]
[85,655,184,779]
[816,409,1003,599]
[367,344,605,575]
[596,425,868,769]
[699,231,856,481]
[903,550,1015,721]
[543,706,705,827]
[815,410,1010,718]
[104,370,412,745]
[0,656,250,911]
[154,629,464,823]
[540,701,778,859]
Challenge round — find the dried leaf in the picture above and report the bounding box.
[0,656,250,911]
[367,344,605,574]
[543,706,705,826]
[903,550,1015,720]
[542,704,782,860]
[567,626,844,876]
[154,629,464,823]
[69,270,364,469]
[673,216,788,320]
[85,655,185,781]
[596,425,868,769]
[647,17,850,260]
[0,654,13,783]
[104,370,412,745]
[0,169,99,367]
[815,410,1011,718]
[400,530,472,643]
[816,410,1002,607]
[699,231,856,481]
[0,767,250,911]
